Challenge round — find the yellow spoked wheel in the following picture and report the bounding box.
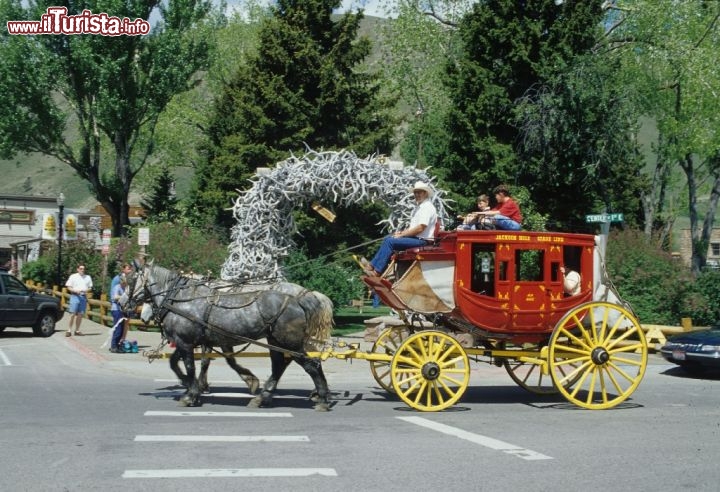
[549,301,648,410]
[370,327,409,393]
[391,331,470,412]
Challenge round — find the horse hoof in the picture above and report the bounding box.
[247,396,262,408]
[313,402,330,412]
[178,395,201,407]
[309,390,320,403]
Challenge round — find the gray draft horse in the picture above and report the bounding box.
[126,262,334,411]
[171,281,333,398]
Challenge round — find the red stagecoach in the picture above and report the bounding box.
[359,229,648,411]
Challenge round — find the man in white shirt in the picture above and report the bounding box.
[64,264,93,336]
[360,181,438,276]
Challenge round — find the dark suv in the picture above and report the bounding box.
[0,270,64,337]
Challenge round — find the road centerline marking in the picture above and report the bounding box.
[0,348,12,366]
[398,416,553,461]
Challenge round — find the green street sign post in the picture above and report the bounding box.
[585,213,624,223]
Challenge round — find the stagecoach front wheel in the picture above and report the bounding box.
[390,331,470,412]
[370,327,409,393]
[548,302,648,410]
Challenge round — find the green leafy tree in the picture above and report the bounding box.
[192,0,396,229]
[606,229,694,325]
[607,0,720,273]
[514,55,647,230]
[23,240,103,293]
[0,0,219,237]
[111,223,229,277]
[283,249,364,310]
[378,1,467,169]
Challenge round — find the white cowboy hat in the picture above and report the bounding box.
[411,181,434,198]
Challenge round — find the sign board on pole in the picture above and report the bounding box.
[41,213,57,240]
[585,213,624,223]
[138,227,150,246]
[63,214,78,240]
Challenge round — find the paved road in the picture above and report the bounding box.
[1,317,720,491]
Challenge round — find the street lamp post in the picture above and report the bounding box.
[56,193,64,287]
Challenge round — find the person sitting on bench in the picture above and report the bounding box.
[474,184,522,231]
[359,181,438,277]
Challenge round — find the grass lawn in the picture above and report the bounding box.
[332,304,395,336]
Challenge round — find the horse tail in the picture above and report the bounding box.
[296,290,334,346]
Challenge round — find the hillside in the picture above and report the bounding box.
[0,153,95,209]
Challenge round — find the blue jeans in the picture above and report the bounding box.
[111,310,126,349]
[494,215,522,231]
[370,236,428,273]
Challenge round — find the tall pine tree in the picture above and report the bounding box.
[192,0,395,229]
[141,167,180,223]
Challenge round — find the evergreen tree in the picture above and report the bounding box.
[438,0,645,229]
[141,167,180,223]
[192,0,396,229]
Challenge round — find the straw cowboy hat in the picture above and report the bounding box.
[411,181,434,198]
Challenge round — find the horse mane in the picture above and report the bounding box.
[150,264,179,288]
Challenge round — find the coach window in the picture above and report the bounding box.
[471,243,495,296]
[515,249,544,282]
[563,245,583,277]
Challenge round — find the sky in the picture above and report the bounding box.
[338,0,387,17]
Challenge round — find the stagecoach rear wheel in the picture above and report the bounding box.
[503,343,581,395]
[390,331,470,412]
[504,358,558,395]
[370,327,408,393]
[548,301,648,410]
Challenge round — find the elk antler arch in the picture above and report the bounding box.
[221,149,450,281]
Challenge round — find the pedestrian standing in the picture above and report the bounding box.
[109,275,128,353]
[64,264,93,337]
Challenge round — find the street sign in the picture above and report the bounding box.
[585,213,624,223]
[138,227,150,246]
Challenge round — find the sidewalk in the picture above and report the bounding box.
[56,315,165,361]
